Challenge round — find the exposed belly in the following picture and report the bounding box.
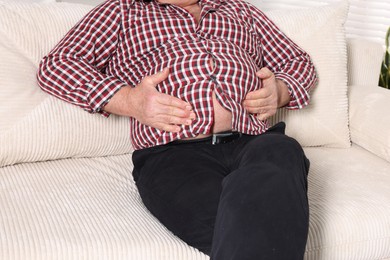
[185,56,233,139]
[210,91,233,133]
[183,93,232,140]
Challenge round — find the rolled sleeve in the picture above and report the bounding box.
[37,0,124,117]
[87,76,127,116]
[248,3,318,109]
[275,72,311,109]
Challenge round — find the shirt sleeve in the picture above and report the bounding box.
[248,4,318,110]
[37,0,124,117]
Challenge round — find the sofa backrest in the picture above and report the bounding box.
[0,1,385,167]
[347,39,384,87]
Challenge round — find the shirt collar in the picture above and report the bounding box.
[124,0,223,12]
[135,0,222,10]
[199,0,221,11]
[125,0,135,5]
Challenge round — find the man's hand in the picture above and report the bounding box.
[104,68,195,133]
[243,67,290,121]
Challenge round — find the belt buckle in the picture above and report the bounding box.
[212,132,238,145]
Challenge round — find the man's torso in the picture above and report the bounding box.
[107,0,268,149]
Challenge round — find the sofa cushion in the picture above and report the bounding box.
[347,38,385,87]
[304,145,390,259]
[263,2,351,148]
[0,154,208,260]
[1,147,390,259]
[0,2,132,167]
[349,84,390,163]
[0,1,349,168]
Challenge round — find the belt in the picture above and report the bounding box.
[171,131,243,145]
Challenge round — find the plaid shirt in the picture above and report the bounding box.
[38,0,317,150]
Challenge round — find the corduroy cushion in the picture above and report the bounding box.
[0,2,349,167]
[0,2,132,167]
[263,2,350,148]
[347,38,384,87]
[349,84,390,163]
[1,147,390,259]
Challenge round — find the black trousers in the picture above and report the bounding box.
[132,123,310,260]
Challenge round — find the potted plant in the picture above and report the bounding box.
[379,27,390,89]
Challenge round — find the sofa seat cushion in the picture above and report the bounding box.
[0,154,208,260]
[304,145,390,259]
[1,146,390,259]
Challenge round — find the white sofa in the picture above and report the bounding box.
[1,1,390,259]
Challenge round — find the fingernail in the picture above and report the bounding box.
[186,105,192,111]
[190,112,196,119]
[186,120,192,125]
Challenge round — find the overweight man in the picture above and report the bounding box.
[38,0,318,259]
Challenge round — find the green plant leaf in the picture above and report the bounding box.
[379,27,390,89]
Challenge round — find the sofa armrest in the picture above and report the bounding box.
[349,85,390,162]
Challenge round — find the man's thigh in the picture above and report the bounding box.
[233,130,309,174]
[132,143,228,254]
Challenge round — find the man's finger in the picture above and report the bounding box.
[256,67,274,79]
[154,122,181,133]
[157,104,195,119]
[257,113,269,121]
[246,105,271,115]
[244,98,269,109]
[157,114,193,126]
[158,93,193,111]
[144,67,170,86]
[245,88,271,100]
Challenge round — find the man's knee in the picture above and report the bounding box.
[224,134,309,199]
[239,134,306,170]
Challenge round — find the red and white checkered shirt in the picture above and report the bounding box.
[38,0,317,150]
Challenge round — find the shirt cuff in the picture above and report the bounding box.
[275,72,310,110]
[86,76,127,117]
